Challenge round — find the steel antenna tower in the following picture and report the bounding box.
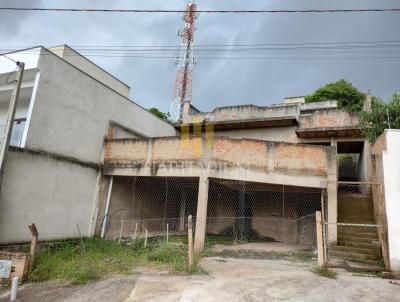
[169,2,198,123]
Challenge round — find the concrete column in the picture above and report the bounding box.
[194,175,209,254]
[327,146,338,244]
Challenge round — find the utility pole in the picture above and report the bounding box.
[0,61,25,193]
[169,2,198,123]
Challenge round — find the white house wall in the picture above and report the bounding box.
[0,150,98,244]
[24,48,177,164]
[382,130,400,270]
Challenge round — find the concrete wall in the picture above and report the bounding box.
[201,108,361,144]
[24,48,177,164]
[214,126,299,143]
[50,45,131,98]
[104,136,331,188]
[373,130,400,270]
[183,104,300,124]
[298,109,360,129]
[0,149,99,244]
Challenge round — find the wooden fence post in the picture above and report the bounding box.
[28,223,39,266]
[134,222,138,242]
[316,211,326,266]
[118,219,124,243]
[188,215,193,269]
[144,229,148,248]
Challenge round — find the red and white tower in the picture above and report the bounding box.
[169,2,198,122]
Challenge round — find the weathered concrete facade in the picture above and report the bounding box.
[100,135,337,252]
[103,136,332,187]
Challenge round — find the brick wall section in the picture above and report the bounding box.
[299,109,360,129]
[275,143,327,176]
[104,137,330,179]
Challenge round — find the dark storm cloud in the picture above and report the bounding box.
[0,0,399,111]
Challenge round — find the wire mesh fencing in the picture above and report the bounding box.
[102,176,199,241]
[100,176,323,250]
[338,153,361,181]
[205,179,322,247]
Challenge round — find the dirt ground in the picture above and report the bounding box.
[211,242,311,253]
[1,257,398,302]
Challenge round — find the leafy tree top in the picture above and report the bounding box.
[360,92,400,142]
[305,79,365,112]
[148,107,173,124]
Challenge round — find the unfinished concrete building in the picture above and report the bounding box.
[96,95,382,263]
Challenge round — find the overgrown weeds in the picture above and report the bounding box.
[311,266,337,279]
[28,236,196,285]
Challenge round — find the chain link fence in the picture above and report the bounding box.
[338,153,361,181]
[206,179,321,247]
[102,176,199,241]
[101,176,323,250]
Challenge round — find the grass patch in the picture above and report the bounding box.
[205,235,233,248]
[377,258,385,268]
[311,266,337,279]
[289,250,316,261]
[28,237,197,285]
[147,241,188,272]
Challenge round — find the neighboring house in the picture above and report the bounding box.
[0,45,176,244]
[370,129,400,270]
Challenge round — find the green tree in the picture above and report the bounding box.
[360,93,400,142]
[305,79,366,112]
[148,107,172,123]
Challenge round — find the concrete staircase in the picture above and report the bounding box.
[329,193,379,264]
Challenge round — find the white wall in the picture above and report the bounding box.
[382,130,400,270]
[25,48,177,164]
[0,47,177,244]
[0,150,99,244]
[49,45,131,98]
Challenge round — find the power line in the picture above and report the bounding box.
[2,51,399,61]
[2,40,400,52]
[0,53,18,63]
[0,7,400,13]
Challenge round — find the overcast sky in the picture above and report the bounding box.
[1,0,399,112]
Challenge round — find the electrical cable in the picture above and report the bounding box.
[0,7,399,13]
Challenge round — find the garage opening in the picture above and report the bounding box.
[206,178,322,248]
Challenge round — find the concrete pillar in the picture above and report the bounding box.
[194,175,209,253]
[363,90,372,112]
[327,146,338,244]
